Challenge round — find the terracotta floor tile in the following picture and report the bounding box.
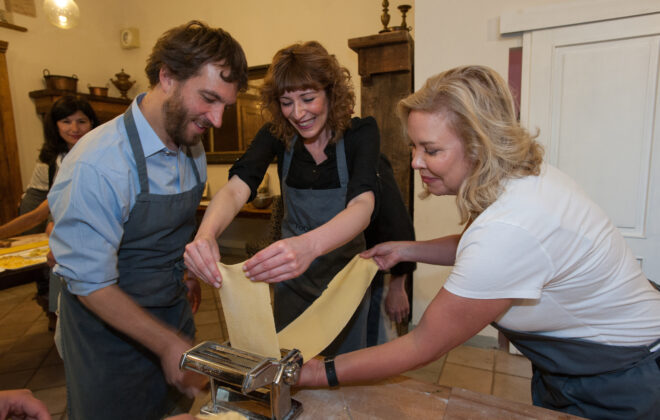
[492,372,532,404]
[27,364,66,390]
[25,317,51,335]
[0,321,34,340]
[446,344,495,371]
[41,346,64,367]
[0,306,42,327]
[0,369,36,390]
[194,310,222,326]
[32,385,67,415]
[11,331,55,353]
[195,323,223,341]
[494,350,532,378]
[198,298,218,312]
[437,362,493,395]
[0,349,49,373]
[401,354,447,383]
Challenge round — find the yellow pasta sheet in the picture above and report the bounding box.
[216,255,378,362]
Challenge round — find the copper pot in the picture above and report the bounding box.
[43,69,78,92]
[87,84,108,97]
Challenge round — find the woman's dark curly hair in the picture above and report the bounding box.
[145,20,248,91]
[39,95,100,165]
[260,41,355,147]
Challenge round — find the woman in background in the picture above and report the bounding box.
[185,41,380,355]
[298,65,660,420]
[0,95,99,325]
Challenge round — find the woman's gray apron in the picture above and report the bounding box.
[59,106,204,420]
[493,323,660,419]
[274,136,370,356]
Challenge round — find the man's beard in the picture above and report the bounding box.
[162,89,207,147]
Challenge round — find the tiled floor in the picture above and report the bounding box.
[0,269,532,418]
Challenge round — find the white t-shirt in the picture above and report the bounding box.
[444,164,660,346]
[24,154,65,192]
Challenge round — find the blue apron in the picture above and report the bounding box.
[59,106,204,420]
[493,323,660,419]
[274,136,370,357]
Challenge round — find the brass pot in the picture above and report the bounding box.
[43,69,78,92]
[87,84,108,97]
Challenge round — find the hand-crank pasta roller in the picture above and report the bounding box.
[180,341,303,420]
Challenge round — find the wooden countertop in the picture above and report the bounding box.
[192,376,583,419]
[292,376,583,419]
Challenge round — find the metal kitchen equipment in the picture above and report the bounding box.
[43,69,78,92]
[180,341,303,420]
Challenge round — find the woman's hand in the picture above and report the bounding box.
[243,235,318,283]
[360,241,413,271]
[184,235,222,288]
[296,357,326,387]
[385,274,410,324]
[183,273,201,314]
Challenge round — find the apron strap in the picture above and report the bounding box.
[122,106,150,194]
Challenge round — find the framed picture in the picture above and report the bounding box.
[204,64,269,164]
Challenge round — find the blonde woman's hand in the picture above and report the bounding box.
[360,241,412,271]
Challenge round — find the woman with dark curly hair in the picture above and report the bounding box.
[186,41,380,355]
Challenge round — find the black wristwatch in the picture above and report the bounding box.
[323,356,339,387]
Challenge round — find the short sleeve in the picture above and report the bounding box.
[444,222,554,300]
[345,117,380,204]
[229,124,281,201]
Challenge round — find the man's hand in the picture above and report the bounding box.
[160,336,208,398]
[184,236,223,288]
[0,389,51,420]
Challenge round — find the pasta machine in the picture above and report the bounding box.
[180,341,303,420]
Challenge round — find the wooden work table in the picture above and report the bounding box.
[192,376,583,419]
[292,376,583,419]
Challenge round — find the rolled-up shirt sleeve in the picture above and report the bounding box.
[49,161,132,296]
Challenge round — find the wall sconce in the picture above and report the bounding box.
[43,0,80,29]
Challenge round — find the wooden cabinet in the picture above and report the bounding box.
[0,40,22,224]
[29,89,131,124]
[349,31,414,212]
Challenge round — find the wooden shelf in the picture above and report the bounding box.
[0,21,27,32]
[29,89,131,124]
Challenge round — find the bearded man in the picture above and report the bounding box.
[48,21,247,420]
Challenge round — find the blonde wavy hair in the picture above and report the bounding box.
[260,41,355,147]
[397,65,544,224]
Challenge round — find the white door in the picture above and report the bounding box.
[521,13,660,282]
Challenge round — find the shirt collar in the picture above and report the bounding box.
[130,93,178,158]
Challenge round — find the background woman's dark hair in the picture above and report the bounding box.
[39,95,100,165]
[145,20,248,91]
[260,41,355,146]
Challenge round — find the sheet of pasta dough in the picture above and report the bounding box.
[216,255,378,362]
[217,262,280,358]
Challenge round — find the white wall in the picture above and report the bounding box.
[6,0,414,194]
[411,0,578,333]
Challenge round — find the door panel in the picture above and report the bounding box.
[521,13,660,280]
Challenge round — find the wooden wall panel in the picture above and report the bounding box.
[0,41,22,224]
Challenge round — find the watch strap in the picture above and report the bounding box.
[324,356,339,387]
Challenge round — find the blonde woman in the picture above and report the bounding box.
[298,66,660,420]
